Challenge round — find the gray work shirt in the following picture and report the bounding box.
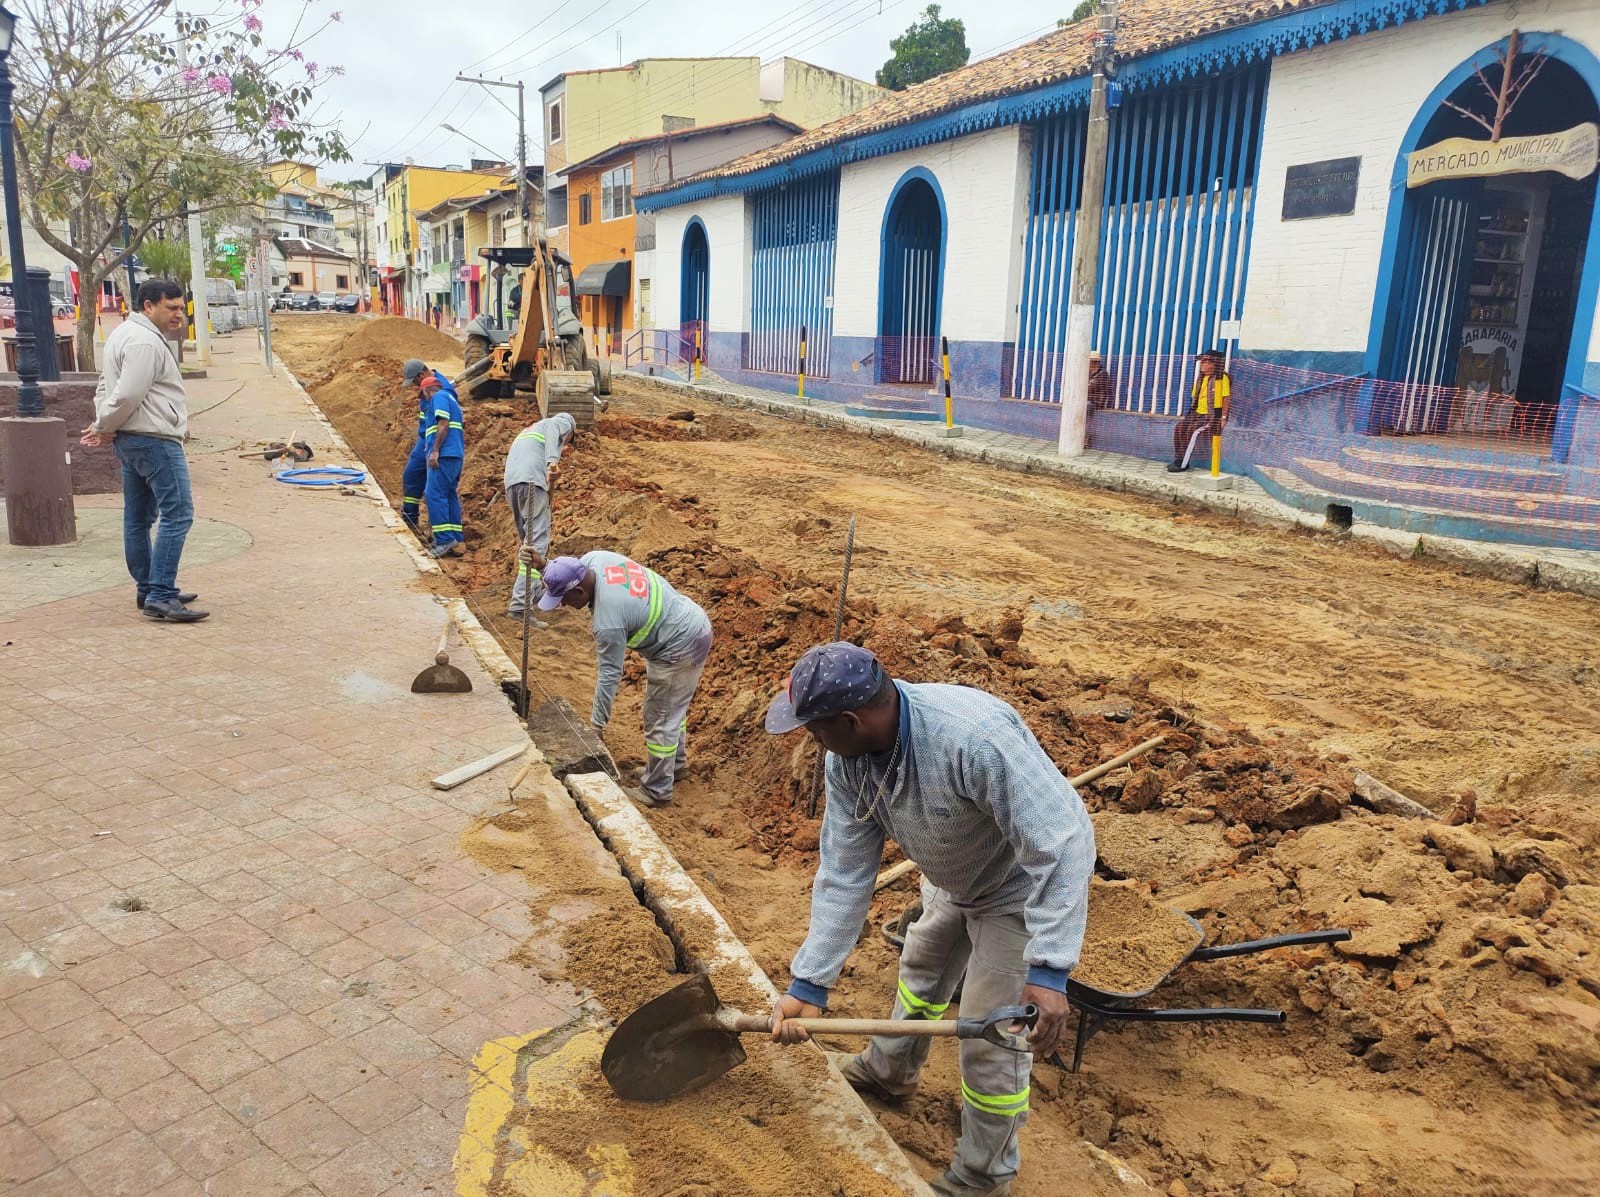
[790,682,1095,999]
[503,412,576,490]
[581,550,712,727]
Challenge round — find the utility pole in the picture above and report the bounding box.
[456,75,530,248]
[1058,0,1118,458]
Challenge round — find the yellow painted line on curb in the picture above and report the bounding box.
[455,1028,550,1197]
[455,1026,637,1197]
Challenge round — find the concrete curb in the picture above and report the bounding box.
[277,356,936,1194]
[624,370,1600,600]
[565,772,934,1197]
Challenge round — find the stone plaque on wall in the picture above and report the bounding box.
[1282,157,1361,220]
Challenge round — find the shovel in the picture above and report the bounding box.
[601,973,1037,1102]
[411,617,473,694]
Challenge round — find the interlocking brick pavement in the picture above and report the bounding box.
[1,337,585,1194]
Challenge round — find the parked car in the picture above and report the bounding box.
[317,291,337,311]
[272,292,294,311]
[331,293,360,313]
[288,292,316,311]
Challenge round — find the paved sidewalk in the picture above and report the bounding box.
[1,338,583,1195]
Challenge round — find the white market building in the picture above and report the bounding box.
[637,0,1600,550]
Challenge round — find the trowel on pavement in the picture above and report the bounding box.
[601,973,1036,1102]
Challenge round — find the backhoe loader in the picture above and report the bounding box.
[458,242,611,424]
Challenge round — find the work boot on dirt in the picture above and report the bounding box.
[827,1051,917,1102]
[928,1171,1012,1197]
[143,599,210,623]
[505,606,549,628]
[626,786,670,809]
[429,542,464,559]
[137,591,196,610]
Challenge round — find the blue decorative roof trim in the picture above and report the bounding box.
[636,0,1492,212]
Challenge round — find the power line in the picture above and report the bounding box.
[462,0,586,75]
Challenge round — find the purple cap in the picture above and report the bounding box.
[764,642,885,734]
[537,557,588,610]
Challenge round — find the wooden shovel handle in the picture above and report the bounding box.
[724,1014,963,1037]
[435,619,452,665]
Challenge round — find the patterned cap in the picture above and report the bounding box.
[765,642,885,734]
[537,557,587,610]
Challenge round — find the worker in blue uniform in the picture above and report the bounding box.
[401,358,466,557]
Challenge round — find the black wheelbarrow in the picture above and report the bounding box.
[883,900,1350,1072]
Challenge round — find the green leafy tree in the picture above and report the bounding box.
[877,4,970,92]
[1059,1,1098,27]
[136,225,231,288]
[10,1,350,368]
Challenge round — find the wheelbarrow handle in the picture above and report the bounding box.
[1188,928,1351,962]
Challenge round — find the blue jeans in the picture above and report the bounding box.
[113,434,194,605]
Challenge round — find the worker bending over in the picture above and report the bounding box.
[400,358,466,557]
[503,412,577,618]
[766,643,1094,1197]
[524,549,712,807]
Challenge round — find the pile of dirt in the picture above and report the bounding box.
[1074,883,1204,996]
[332,315,462,366]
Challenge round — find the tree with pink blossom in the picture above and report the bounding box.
[9,1,350,368]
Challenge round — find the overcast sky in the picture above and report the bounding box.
[254,0,1069,183]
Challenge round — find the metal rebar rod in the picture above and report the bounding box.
[806,515,857,819]
[519,484,536,719]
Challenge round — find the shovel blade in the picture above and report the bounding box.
[601,974,747,1103]
[411,664,473,694]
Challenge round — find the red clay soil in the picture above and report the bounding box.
[275,322,1600,1197]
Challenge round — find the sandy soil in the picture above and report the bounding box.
[275,315,1600,1197]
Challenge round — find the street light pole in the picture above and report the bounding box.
[0,15,42,417]
[0,3,76,545]
[454,75,531,247]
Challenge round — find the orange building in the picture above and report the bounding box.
[561,115,802,353]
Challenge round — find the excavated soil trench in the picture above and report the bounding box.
[277,314,1600,1197]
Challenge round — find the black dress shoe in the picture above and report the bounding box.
[1166,463,1187,473]
[143,599,210,623]
[138,591,197,610]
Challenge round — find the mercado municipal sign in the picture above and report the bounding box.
[1407,122,1599,188]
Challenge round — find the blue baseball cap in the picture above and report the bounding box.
[765,642,886,734]
[537,557,588,610]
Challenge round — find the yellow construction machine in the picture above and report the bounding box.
[458,241,611,425]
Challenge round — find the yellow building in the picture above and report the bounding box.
[541,57,884,252]
[376,162,511,318]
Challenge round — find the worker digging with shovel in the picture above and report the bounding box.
[766,642,1095,1197]
[503,411,577,620]
[521,548,712,807]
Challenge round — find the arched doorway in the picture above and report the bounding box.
[1368,34,1600,454]
[680,219,709,363]
[878,171,945,384]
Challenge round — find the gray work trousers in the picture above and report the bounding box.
[508,481,552,612]
[858,882,1033,1187]
[639,628,712,802]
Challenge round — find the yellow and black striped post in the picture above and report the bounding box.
[186,291,196,341]
[941,335,953,429]
[797,324,807,402]
[1209,407,1224,477]
[694,327,703,382]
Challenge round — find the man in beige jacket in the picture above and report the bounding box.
[80,280,208,622]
